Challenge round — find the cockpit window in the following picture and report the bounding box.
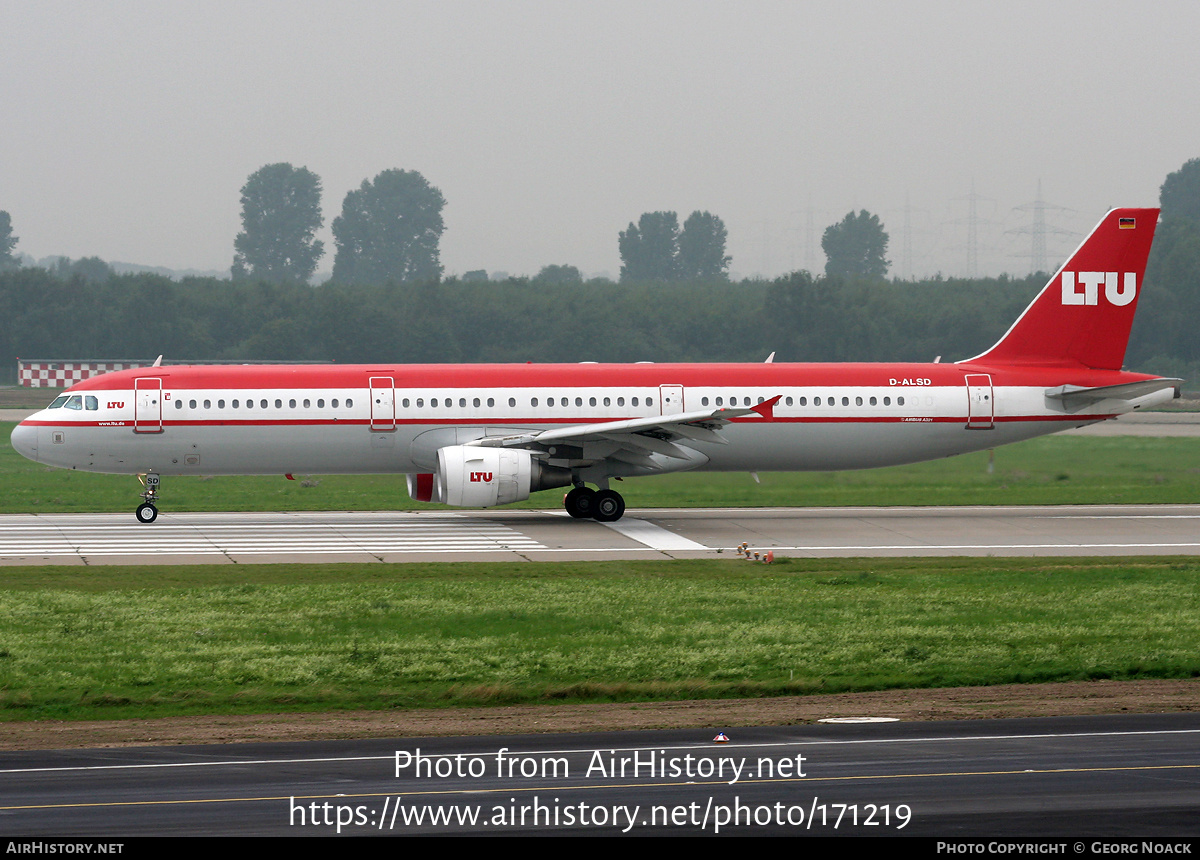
[64,395,83,410]
[85,396,98,411]
[48,396,69,409]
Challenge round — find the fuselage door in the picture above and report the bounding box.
[659,384,685,416]
[965,373,994,429]
[134,377,163,434]
[370,376,396,431]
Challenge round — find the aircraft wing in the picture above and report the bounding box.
[1045,378,1182,404]
[466,396,780,465]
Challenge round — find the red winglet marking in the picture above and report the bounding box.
[285,473,294,480]
[751,395,782,420]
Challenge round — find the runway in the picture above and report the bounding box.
[1,504,1199,564]
[1,713,1197,836]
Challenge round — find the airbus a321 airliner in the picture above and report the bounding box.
[10,208,1179,523]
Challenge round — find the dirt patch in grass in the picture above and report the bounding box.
[1,679,1195,750]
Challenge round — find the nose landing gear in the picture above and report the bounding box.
[136,473,160,523]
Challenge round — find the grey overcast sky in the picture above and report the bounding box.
[2,0,1198,280]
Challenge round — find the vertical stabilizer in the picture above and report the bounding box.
[964,208,1158,369]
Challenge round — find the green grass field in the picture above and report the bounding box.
[2,422,1199,513]
[0,557,1197,721]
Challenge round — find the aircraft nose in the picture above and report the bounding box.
[10,422,38,463]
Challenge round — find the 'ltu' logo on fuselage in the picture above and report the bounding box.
[1061,272,1136,307]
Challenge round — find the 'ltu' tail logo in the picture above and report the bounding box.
[1061,272,1137,307]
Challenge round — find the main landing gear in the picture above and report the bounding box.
[563,485,626,522]
[135,473,160,523]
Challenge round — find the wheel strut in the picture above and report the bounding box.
[136,473,161,523]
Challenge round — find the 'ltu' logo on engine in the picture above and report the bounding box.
[469,471,493,483]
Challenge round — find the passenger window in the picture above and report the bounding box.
[508,397,516,407]
[647,397,654,406]
[189,399,197,409]
[260,399,268,409]
[575,397,583,407]
[870,396,877,406]
[898,396,905,406]
[785,396,793,406]
[275,399,282,409]
[319,399,327,408]
[815,397,822,406]
[715,396,723,406]
[346,398,353,408]
[532,397,539,407]
[855,396,863,406]
[459,398,466,408]
[332,399,339,408]
[884,396,891,406]
[474,398,481,408]
[289,399,297,408]
[589,397,596,407]
[702,396,710,406]
[632,397,639,406]
[306,399,313,408]
[603,397,610,406]
[175,400,184,410]
[841,396,849,406]
[218,399,226,409]
[617,397,625,406]
[204,399,211,409]
[799,397,807,406]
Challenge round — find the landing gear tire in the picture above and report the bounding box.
[136,503,159,524]
[564,486,597,518]
[592,489,626,523]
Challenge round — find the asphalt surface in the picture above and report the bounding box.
[0,713,1196,836]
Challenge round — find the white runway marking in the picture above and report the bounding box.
[600,517,709,551]
[0,514,545,558]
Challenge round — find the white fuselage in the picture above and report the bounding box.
[10,362,1172,479]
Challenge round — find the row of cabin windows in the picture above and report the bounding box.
[176,398,354,410]
[52,392,911,414]
[168,395,657,411]
[701,394,906,407]
[399,395,655,409]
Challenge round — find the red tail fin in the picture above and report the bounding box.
[965,208,1158,370]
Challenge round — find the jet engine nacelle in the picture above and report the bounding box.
[434,445,572,508]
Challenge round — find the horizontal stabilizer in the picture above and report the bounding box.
[1045,378,1182,404]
